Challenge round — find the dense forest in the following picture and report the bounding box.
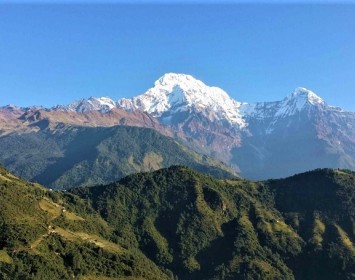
[1,165,355,279]
[0,126,236,189]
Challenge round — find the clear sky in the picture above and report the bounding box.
[0,2,355,110]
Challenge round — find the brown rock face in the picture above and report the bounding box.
[0,106,173,137]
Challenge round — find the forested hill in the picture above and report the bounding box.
[0,125,237,189]
[0,165,170,279]
[1,165,355,279]
[73,166,355,280]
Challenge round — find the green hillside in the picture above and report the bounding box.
[0,125,237,189]
[1,165,355,279]
[0,166,171,280]
[72,166,355,280]
[267,169,355,279]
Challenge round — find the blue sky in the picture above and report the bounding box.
[0,2,354,110]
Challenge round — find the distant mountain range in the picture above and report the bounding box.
[1,73,355,180]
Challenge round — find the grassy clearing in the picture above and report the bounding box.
[127,155,140,172]
[75,232,124,254]
[335,170,350,176]
[55,227,123,254]
[143,217,172,261]
[39,197,84,221]
[5,172,19,180]
[252,259,276,273]
[255,206,293,234]
[143,152,163,171]
[0,250,13,264]
[311,217,326,247]
[38,198,61,218]
[334,224,355,254]
[55,227,78,241]
[64,211,85,221]
[30,235,46,250]
[0,174,11,182]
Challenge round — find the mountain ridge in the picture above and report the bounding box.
[1,73,355,179]
[0,125,237,189]
[2,73,338,125]
[2,164,355,279]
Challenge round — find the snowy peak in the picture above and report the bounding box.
[54,96,116,113]
[154,73,218,96]
[92,97,116,111]
[155,73,203,88]
[288,87,324,105]
[239,87,328,128]
[48,74,332,132]
[272,87,325,118]
[118,73,246,127]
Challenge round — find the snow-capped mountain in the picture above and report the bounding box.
[2,73,355,179]
[117,75,355,179]
[274,87,325,117]
[239,87,329,134]
[54,97,116,113]
[56,74,330,132]
[235,85,355,178]
[117,73,246,128]
[240,87,325,119]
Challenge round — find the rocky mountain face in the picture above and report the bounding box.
[116,73,245,163]
[117,73,246,127]
[1,73,354,179]
[53,96,116,113]
[0,105,166,136]
[116,73,355,179]
[238,88,355,178]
